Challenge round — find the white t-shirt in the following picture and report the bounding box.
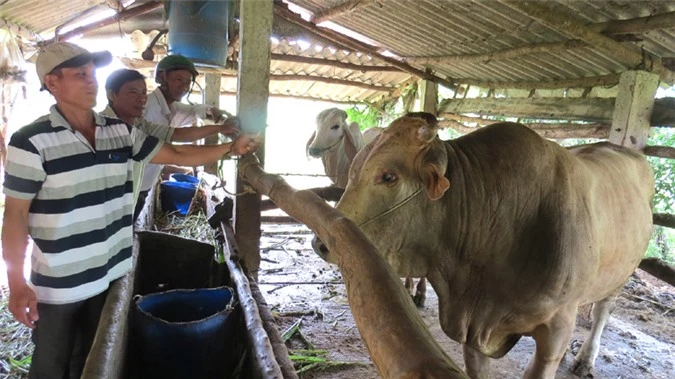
[141,88,210,192]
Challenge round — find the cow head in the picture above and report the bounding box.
[306,108,356,158]
[313,113,450,276]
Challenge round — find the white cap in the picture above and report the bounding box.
[36,42,112,89]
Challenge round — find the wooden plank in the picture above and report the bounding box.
[235,0,273,278]
[439,97,615,122]
[643,145,675,159]
[440,97,675,127]
[609,71,659,149]
[204,73,221,175]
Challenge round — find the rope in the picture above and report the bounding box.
[358,187,424,227]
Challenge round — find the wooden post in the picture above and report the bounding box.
[234,0,273,278]
[204,72,221,175]
[419,79,438,115]
[609,70,659,149]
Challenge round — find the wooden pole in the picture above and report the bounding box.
[609,71,659,149]
[310,0,382,24]
[419,79,438,115]
[273,4,458,91]
[41,1,162,45]
[204,73,221,175]
[270,53,401,72]
[235,0,273,279]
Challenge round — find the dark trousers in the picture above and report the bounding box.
[133,190,149,223]
[29,290,109,379]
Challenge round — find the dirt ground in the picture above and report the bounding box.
[259,222,675,379]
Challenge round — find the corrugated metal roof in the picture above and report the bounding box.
[4,0,675,104]
[291,0,675,85]
[0,0,110,37]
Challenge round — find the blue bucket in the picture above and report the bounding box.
[167,1,230,68]
[160,180,197,216]
[170,173,200,184]
[133,287,235,379]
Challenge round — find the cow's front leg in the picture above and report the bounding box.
[572,290,619,377]
[524,305,577,379]
[463,344,490,379]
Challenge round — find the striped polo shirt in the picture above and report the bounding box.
[3,105,162,304]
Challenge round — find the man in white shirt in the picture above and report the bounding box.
[141,54,229,215]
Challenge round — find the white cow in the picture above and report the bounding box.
[306,108,369,188]
[308,108,429,306]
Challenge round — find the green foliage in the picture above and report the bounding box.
[344,104,381,131]
[646,227,675,263]
[648,127,675,213]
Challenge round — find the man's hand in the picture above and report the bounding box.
[8,280,39,329]
[219,117,241,137]
[230,134,262,156]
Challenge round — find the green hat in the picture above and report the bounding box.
[155,54,198,83]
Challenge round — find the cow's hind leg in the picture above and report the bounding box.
[403,277,427,308]
[525,304,577,379]
[572,291,619,377]
[463,344,491,379]
[414,277,427,308]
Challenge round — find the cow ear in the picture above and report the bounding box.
[306,131,316,159]
[422,164,450,200]
[418,143,449,200]
[339,109,349,122]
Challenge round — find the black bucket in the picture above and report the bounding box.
[133,287,236,379]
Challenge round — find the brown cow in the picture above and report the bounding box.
[313,115,654,378]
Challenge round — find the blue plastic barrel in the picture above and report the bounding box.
[133,287,235,379]
[160,180,197,216]
[167,1,230,68]
[170,173,200,185]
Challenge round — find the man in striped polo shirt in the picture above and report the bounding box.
[1,42,261,378]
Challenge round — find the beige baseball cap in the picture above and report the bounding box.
[36,42,112,90]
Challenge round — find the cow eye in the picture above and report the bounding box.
[331,124,340,130]
[381,172,397,184]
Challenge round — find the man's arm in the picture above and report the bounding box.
[2,196,39,328]
[150,134,261,166]
[171,119,239,142]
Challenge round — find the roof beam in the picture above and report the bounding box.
[273,3,458,91]
[405,10,675,68]
[589,10,675,36]
[455,73,621,90]
[0,18,41,42]
[500,1,675,84]
[310,0,382,24]
[405,40,588,65]
[118,56,394,91]
[270,53,401,72]
[440,119,610,140]
[223,72,394,92]
[41,1,162,46]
